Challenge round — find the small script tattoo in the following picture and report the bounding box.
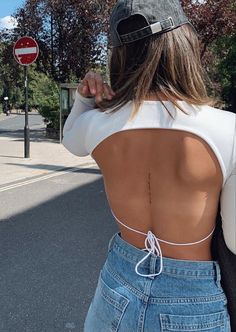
[148,172,152,205]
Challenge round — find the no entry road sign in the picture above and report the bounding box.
[13,36,39,158]
[13,36,39,66]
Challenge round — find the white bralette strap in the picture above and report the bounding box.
[111,210,216,278]
[111,210,216,246]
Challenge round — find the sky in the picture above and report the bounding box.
[0,0,25,29]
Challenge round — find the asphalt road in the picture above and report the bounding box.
[0,161,117,331]
[0,112,46,140]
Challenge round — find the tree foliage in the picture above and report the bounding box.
[214,33,236,111]
[182,0,236,57]
[30,69,60,128]
[0,31,24,110]
[8,0,236,85]
[14,0,112,82]
[0,0,235,119]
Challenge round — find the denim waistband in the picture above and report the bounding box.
[107,232,221,283]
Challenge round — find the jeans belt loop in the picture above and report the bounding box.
[108,232,118,253]
[149,256,158,279]
[214,261,222,288]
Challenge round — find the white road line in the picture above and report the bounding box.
[0,163,97,192]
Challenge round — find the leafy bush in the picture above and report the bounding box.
[30,71,60,129]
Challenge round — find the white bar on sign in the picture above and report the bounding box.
[15,47,37,55]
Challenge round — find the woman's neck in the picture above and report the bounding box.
[145,92,170,101]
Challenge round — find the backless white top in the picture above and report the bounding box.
[62,91,236,263]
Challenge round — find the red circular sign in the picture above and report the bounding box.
[13,36,39,66]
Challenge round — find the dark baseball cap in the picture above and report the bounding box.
[110,0,191,47]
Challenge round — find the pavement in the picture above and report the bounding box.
[0,112,96,188]
[0,112,111,332]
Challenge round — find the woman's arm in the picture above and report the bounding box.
[220,126,236,254]
[62,71,115,156]
[62,90,96,137]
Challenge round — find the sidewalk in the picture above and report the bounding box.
[0,134,96,188]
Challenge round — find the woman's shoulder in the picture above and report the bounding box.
[199,104,236,119]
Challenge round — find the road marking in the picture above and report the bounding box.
[65,322,76,329]
[0,163,97,192]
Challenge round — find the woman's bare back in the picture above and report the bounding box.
[92,128,223,261]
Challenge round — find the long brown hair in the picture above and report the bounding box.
[99,15,214,119]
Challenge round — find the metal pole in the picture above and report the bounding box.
[59,85,62,144]
[24,65,30,158]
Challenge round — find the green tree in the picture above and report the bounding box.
[29,70,60,128]
[0,31,24,110]
[14,0,111,82]
[214,34,236,112]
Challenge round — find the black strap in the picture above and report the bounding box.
[120,17,174,44]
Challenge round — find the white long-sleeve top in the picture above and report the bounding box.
[62,91,236,254]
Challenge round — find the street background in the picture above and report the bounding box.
[0,112,117,332]
[0,0,235,331]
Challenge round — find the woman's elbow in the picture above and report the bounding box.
[62,136,88,157]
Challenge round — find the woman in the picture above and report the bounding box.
[62,0,235,331]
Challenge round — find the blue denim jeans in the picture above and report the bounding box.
[84,232,231,331]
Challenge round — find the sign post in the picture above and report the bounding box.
[13,36,39,158]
